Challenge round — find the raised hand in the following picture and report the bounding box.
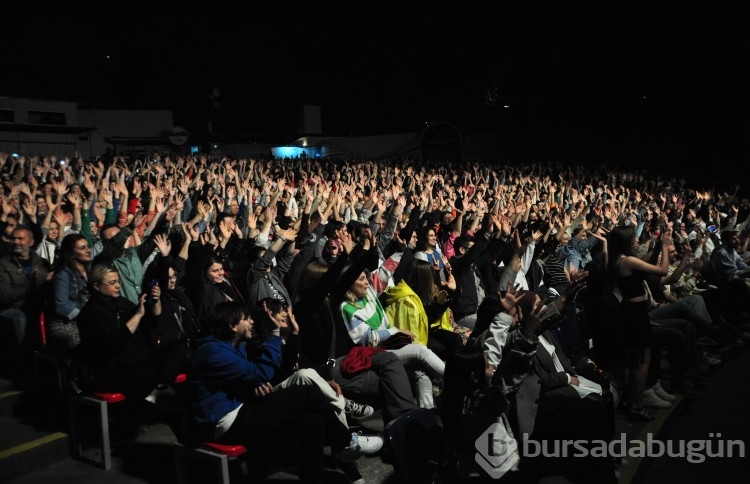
[188,221,200,241]
[53,207,67,227]
[155,197,168,214]
[218,217,234,240]
[154,232,172,256]
[181,222,193,242]
[67,192,82,209]
[22,198,37,217]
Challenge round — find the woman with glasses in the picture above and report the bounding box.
[76,263,180,401]
[142,258,199,375]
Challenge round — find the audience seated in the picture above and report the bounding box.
[187,300,380,483]
[76,263,183,402]
[2,149,749,483]
[0,226,52,384]
[46,233,92,381]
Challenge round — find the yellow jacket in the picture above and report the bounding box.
[382,280,429,346]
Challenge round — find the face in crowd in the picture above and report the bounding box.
[206,262,225,284]
[350,271,369,299]
[11,227,34,258]
[167,267,179,290]
[94,270,121,298]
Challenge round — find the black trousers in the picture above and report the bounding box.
[520,385,617,484]
[331,350,417,425]
[221,384,351,484]
[649,321,689,387]
[427,327,463,361]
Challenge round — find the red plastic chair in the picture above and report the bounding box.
[174,440,248,484]
[39,311,47,348]
[71,373,187,469]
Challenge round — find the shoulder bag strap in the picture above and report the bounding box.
[325,300,337,369]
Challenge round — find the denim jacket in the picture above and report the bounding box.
[53,265,90,321]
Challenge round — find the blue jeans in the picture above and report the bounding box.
[648,295,713,331]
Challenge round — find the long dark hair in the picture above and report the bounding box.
[403,259,437,304]
[53,233,89,273]
[201,255,224,283]
[605,225,637,291]
[414,226,435,252]
[154,257,182,292]
[606,225,636,271]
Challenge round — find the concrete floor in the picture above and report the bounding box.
[12,345,749,484]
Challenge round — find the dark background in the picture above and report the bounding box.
[3,3,748,178]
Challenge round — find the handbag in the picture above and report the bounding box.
[339,346,386,377]
[379,332,413,350]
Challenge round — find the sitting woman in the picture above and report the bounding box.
[382,258,464,361]
[333,262,446,409]
[37,218,64,266]
[76,263,184,401]
[188,254,246,325]
[49,234,92,353]
[253,296,379,426]
[294,231,418,425]
[187,300,380,484]
[143,258,198,376]
[413,226,448,284]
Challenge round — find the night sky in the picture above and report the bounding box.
[3,3,749,168]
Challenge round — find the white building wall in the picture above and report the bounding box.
[78,109,173,157]
[0,98,173,160]
[0,97,79,125]
[0,132,80,159]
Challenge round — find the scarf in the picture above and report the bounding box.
[341,288,387,333]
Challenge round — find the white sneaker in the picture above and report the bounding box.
[345,399,374,419]
[643,387,672,409]
[652,381,676,402]
[144,388,158,404]
[346,432,383,456]
[144,385,175,405]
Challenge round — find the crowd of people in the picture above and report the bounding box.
[1,150,749,483]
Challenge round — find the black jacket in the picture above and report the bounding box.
[77,292,151,387]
